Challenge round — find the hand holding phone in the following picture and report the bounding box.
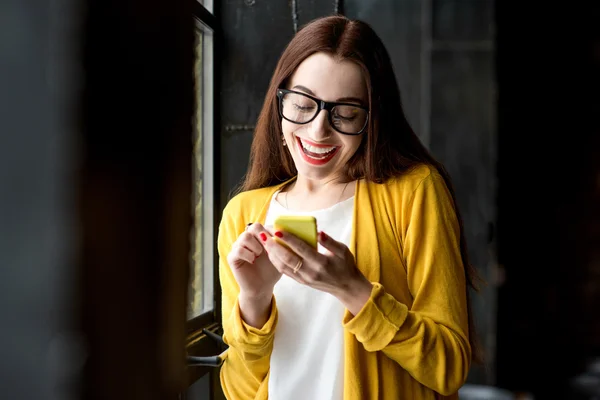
[273,215,318,250]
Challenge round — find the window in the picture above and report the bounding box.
[185,1,224,398]
[189,12,215,321]
[197,0,213,13]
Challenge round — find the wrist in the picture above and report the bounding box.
[334,276,373,316]
[238,290,273,304]
[238,291,274,329]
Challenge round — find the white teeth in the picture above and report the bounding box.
[299,139,336,154]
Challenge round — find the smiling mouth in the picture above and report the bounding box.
[296,137,339,160]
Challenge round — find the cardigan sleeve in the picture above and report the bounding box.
[218,198,277,399]
[342,172,471,396]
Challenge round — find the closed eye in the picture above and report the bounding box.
[333,115,356,122]
[293,103,315,112]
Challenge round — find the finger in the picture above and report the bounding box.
[317,231,349,258]
[246,223,273,245]
[272,230,324,264]
[228,244,257,268]
[264,237,304,272]
[266,243,306,281]
[238,231,264,255]
[264,246,290,274]
[281,263,307,283]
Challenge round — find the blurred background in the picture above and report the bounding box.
[1,0,598,399]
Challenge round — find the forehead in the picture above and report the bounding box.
[288,52,367,101]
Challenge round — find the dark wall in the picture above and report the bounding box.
[0,0,80,398]
[495,3,600,399]
[429,0,497,384]
[218,0,498,385]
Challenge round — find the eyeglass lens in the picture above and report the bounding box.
[280,92,367,134]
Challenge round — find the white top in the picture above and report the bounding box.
[265,191,355,400]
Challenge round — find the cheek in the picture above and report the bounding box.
[342,137,363,158]
[281,120,296,136]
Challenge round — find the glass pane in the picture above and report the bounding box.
[197,0,213,13]
[189,23,214,319]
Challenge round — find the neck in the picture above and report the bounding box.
[291,173,345,193]
[282,174,354,212]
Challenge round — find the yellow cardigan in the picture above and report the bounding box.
[218,165,471,399]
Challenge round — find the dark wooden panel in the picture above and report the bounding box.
[430,51,495,258]
[218,1,292,123]
[433,0,494,41]
[430,50,497,384]
[289,0,345,29]
[221,130,254,199]
[219,0,292,202]
[345,0,423,139]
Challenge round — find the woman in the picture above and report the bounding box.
[218,15,482,400]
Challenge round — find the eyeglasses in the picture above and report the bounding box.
[276,89,369,135]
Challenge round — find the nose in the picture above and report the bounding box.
[308,110,332,141]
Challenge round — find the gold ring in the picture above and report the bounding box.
[292,259,303,274]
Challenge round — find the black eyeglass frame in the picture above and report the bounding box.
[276,88,370,135]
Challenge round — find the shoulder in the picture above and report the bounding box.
[369,164,445,197]
[222,186,276,217]
[218,185,279,244]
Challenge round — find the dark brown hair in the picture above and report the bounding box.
[238,15,484,364]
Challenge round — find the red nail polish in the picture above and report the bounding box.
[274,231,283,238]
[260,233,267,241]
[319,231,327,241]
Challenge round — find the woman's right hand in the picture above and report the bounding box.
[227,222,282,299]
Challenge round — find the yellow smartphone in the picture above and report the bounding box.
[273,215,318,249]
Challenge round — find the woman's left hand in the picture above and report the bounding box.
[263,229,374,315]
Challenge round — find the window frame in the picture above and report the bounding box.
[186,0,223,389]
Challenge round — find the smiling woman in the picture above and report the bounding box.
[276,54,368,180]
[217,14,483,400]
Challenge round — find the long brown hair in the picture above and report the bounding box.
[238,15,484,364]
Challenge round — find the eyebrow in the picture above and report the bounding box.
[292,85,365,105]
